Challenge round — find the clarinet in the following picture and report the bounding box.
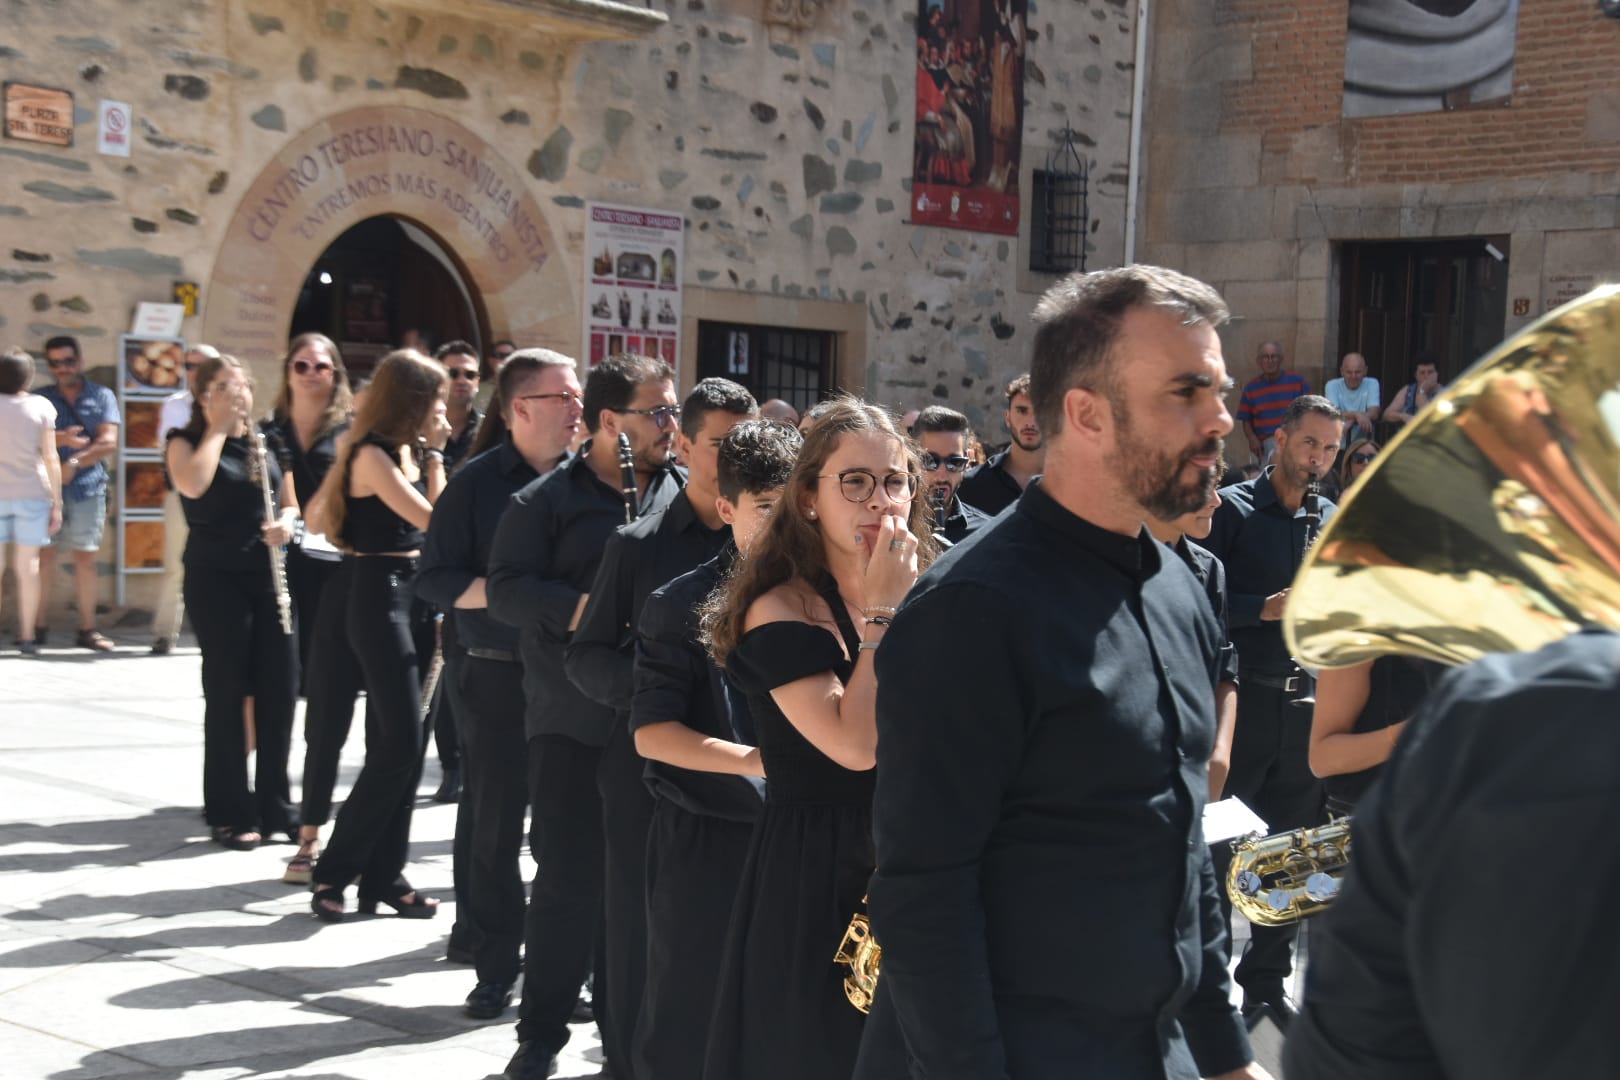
[932,486,948,533]
[617,432,639,523]
[251,428,294,636]
[1290,473,1322,709]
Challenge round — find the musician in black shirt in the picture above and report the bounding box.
[486,353,685,1080]
[1203,395,1343,1027]
[955,373,1043,515]
[416,351,581,1020]
[857,266,1263,1080]
[910,406,990,545]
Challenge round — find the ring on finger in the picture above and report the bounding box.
[889,538,906,552]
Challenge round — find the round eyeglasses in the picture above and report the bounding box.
[818,469,918,503]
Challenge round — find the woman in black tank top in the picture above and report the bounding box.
[1309,655,1445,816]
[164,354,302,851]
[307,349,450,923]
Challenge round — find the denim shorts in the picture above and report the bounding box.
[56,490,107,552]
[0,497,53,547]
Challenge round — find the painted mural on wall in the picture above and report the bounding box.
[912,0,1025,235]
[1343,0,1521,117]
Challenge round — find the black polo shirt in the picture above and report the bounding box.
[938,495,991,546]
[415,439,554,654]
[1175,535,1240,686]
[565,488,730,739]
[445,405,483,472]
[863,479,1251,1078]
[629,550,763,822]
[487,440,684,743]
[260,415,345,506]
[1203,467,1337,676]
[956,448,1028,516]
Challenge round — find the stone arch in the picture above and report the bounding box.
[201,105,575,383]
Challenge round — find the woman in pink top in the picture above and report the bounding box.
[0,348,64,655]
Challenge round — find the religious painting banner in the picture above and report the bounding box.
[583,202,684,368]
[1343,0,1521,118]
[912,0,1025,236]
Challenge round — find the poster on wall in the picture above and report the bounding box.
[116,334,185,600]
[911,0,1025,235]
[583,202,684,369]
[1343,0,1521,118]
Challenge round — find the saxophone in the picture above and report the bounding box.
[1227,819,1351,927]
[250,429,294,636]
[833,897,881,1013]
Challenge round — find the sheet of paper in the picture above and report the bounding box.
[1202,797,1269,844]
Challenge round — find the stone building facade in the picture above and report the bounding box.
[2,0,1138,618]
[1140,0,1620,402]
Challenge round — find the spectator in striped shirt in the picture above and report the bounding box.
[1238,341,1310,465]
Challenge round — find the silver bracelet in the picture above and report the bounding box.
[858,640,880,652]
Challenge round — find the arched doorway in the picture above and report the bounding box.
[290,215,487,375]
[201,105,577,390]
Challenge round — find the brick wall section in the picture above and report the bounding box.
[1218,0,1620,186]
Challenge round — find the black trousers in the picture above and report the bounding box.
[285,546,339,697]
[1212,676,1325,1001]
[457,651,529,984]
[298,558,370,828]
[599,720,656,1078]
[632,799,754,1080]
[517,733,605,1054]
[184,560,297,833]
[313,557,428,896]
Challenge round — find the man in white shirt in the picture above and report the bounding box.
[152,345,216,655]
[1323,351,1380,445]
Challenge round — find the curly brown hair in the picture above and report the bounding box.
[701,395,938,667]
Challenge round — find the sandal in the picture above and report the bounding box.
[358,882,438,919]
[283,840,318,885]
[210,825,261,851]
[75,629,114,652]
[311,885,346,924]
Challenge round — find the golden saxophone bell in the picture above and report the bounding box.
[1286,284,1620,670]
[1229,286,1620,924]
[834,901,881,1014]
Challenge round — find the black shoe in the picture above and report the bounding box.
[570,993,594,1023]
[433,764,461,803]
[1241,996,1298,1033]
[505,1041,558,1079]
[464,980,514,1020]
[150,636,173,655]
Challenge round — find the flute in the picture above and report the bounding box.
[251,429,294,636]
[618,432,639,523]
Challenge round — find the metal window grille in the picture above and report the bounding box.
[1031,127,1089,274]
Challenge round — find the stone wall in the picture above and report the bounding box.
[1141,0,1620,395]
[0,0,1141,618]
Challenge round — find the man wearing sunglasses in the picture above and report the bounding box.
[912,406,989,545]
[35,336,121,652]
[434,341,485,473]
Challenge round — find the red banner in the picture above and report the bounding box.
[912,0,1025,236]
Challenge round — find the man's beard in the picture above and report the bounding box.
[1279,450,1317,493]
[1010,427,1042,452]
[635,436,673,471]
[1109,406,1222,522]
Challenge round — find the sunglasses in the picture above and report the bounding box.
[920,451,971,474]
[184,361,202,372]
[447,369,479,381]
[46,357,78,368]
[819,469,918,504]
[292,358,334,376]
[616,405,682,430]
[1350,452,1377,465]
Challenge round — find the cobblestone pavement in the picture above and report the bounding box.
[0,632,605,1079]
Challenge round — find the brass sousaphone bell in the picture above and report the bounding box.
[1227,285,1620,926]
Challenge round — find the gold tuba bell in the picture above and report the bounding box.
[1228,284,1620,921]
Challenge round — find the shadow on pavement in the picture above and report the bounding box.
[0,808,218,876]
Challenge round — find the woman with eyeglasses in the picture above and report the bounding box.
[307,349,450,923]
[165,354,302,850]
[701,397,937,1080]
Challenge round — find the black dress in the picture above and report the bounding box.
[704,578,874,1080]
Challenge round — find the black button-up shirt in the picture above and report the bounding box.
[1176,535,1240,686]
[565,488,729,741]
[1203,467,1337,675]
[938,496,991,546]
[956,448,1029,517]
[1285,630,1620,1080]
[863,480,1251,1079]
[415,439,551,654]
[487,441,684,743]
[445,405,483,472]
[629,550,764,822]
[261,415,345,507]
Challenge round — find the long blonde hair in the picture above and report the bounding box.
[701,396,937,666]
[316,349,446,549]
[273,332,353,437]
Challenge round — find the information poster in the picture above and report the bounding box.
[116,334,184,600]
[582,202,684,368]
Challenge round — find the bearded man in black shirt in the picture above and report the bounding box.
[857,265,1268,1080]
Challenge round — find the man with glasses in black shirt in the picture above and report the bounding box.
[911,405,989,545]
[1203,394,1343,1031]
[564,377,757,1079]
[858,265,1266,1080]
[416,350,582,1023]
[487,353,686,1080]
